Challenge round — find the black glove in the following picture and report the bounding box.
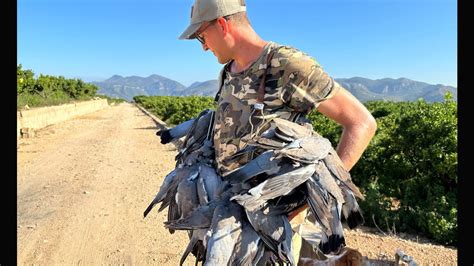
[157,129,172,144]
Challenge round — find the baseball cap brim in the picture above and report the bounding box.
[178,22,203,40]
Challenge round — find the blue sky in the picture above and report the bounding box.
[18,0,457,87]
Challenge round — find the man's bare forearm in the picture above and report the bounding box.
[336,120,377,171]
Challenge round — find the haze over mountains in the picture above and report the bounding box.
[92,74,457,103]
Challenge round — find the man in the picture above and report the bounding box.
[178,0,377,263]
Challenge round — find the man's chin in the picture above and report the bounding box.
[217,57,231,65]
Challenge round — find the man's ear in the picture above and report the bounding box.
[216,17,230,36]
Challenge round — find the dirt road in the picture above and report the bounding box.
[17,103,457,265]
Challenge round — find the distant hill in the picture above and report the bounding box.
[92,74,187,101]
[181,80,220,96]
[335,77,457,102]
[92,75,457,103]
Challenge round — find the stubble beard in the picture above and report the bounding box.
[216,54,231,65]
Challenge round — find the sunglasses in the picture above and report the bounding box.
[195,20,216,45]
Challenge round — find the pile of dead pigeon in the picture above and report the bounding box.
[144,109,365,265]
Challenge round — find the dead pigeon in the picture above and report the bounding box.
[245,207,294,265]
[143,166,198,218]
[230,163,317,211]
[204,201,244,265]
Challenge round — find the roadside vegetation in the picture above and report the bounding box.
[17,64,125,110]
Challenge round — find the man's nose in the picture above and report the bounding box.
[201,43,209,51]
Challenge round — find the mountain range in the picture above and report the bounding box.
[92,75,457,103]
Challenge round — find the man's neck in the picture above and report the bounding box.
[230,34,268,73]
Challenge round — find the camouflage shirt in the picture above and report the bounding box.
[213,41,342,175]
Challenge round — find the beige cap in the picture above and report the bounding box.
[179,0,247,40]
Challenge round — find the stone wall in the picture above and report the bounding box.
[17,99,109,138]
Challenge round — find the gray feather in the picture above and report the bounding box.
[204,202,243,266]
[231,163,316,211]
[143,169,177,218]
[222,150,281,184]
[169,118,195,140]
[245,208,294,265]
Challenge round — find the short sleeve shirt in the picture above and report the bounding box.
[213,41,342,175]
